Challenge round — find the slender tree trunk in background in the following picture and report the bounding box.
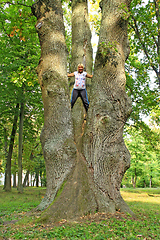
[3,128,8,189]
[23,170,29,187]
[40,169,42,187]
[32,0,76,210]
[17,95,24,193]
[32,0,133,221]
[149,176,152,188]
[23,152,33,187]
[4,128,8,159]
[13,165,17,188]
[35,169,39,187]
[83,0,132,213]
[31,174,33,186]
[33,177,35,187]
[132,176,136,188]
[4,103,19,192]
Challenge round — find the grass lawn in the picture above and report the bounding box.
[0,186,160,239]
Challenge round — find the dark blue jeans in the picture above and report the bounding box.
[71,88,89,112]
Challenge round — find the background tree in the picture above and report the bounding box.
[0,0,43,190]
[123,125,160,188]
[128,0,160,87]
[2,104,19,191]
[122,0,160,188]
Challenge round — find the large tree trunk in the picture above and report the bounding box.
[71,0,92,73]
[32,0,133,222]
[69,0,93,144]
[83,0,132,213]
[31,0,76,210]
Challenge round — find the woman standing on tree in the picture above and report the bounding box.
[68,64,93,112]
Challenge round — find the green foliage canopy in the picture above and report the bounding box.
[0,0,44,178]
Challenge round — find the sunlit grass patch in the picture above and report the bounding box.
[121,188,160,219]
[121,189,160,204]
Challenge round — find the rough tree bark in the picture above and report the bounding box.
[83,0,132,213]
[32,0,133,222]
[31,0,76,209]
[69,0,93,144]
[71,0,92,72]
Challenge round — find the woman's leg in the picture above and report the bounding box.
[71,89,79,109]
[80,89,89,112]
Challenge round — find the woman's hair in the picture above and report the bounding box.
[77,64,84,71]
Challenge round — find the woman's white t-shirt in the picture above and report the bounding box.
[73,71,87,89]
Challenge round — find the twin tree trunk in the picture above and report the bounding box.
[32,0,133,222]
